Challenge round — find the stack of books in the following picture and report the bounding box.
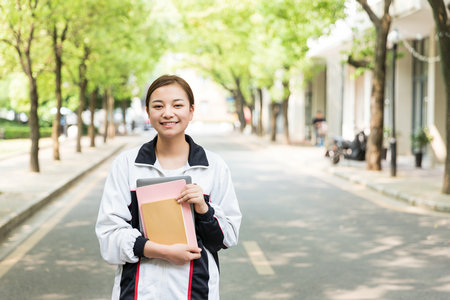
[136,176,197,247]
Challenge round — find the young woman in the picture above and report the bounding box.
[95,75,242,300]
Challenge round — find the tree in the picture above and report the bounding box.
[174,0,255,132]
[427,0,450,193]
[356,0,393,171]
[45,0,70,160]
[0,0,49,172]
[63,0,161,150]
[247,11,282,138]
[258,0,346,143]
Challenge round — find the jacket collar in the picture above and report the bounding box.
[135,134,209,167]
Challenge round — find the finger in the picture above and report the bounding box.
[188,246,202,253]
[178,192,199,203]
[191,253,201,260]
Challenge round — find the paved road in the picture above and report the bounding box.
[1,133,450,299]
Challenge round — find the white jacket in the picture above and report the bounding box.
[95,135,241,300]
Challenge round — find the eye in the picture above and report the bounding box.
[174,104,184,108]
[152,104,163,109]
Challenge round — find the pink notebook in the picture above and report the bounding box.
[136,179,197,247]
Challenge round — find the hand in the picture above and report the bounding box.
[177,184,209,214]
[143,241,202,265]
[165,244,202,265]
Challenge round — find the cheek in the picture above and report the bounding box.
[147,110,158,122]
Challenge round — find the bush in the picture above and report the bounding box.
[0,118,52,139]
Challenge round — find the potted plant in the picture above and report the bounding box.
[411,127,432,168]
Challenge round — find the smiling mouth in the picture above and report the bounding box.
[160,121,179,126]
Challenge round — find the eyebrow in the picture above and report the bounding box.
[150,98,185,103]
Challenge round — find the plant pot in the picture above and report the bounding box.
[415,152,423,168]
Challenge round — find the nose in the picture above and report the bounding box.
[162,106,174,118]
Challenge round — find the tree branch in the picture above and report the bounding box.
[36,54,53,76]
[427,0,448,31]
[384,0,393,16]
[0,38,15,48]
[24,22,34,57]
[356,0,381,27]
[61,22,69,42]
[347,55,371,69]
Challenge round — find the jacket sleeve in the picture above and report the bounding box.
[196,158,241,252]
[95,154,142,265]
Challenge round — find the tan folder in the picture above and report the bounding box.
[136,179,197,246]
[140,198,188,245]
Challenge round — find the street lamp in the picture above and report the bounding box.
[387,29,400,177]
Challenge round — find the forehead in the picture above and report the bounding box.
[150,84,188,101]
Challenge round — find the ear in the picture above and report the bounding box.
[189,104,195,121]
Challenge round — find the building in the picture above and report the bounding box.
[301,0,446,165]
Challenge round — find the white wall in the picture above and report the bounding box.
[325,56,345,139]
[395,44,413,155]
[289,74,306,142]
[342,65,356,140]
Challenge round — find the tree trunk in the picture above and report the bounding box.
[249,105,256,134]
[257,88,264,136]
[76,78,87,153]
[107,87,115,139]
[231,89,245,132]
[427,0,450,193]
[51,28,63,160]
[103,90,108,144]
[76,80,87,153]
[249,87,257,134]
[23,43,40,172]
[270,102,280,142]
[282,79,291,144]
[232,76,247,132]
[366,29,389,170]
[28,75,40,172]
[88,88,97,147]
[357,0,392,171]
[121,100,128,135]
[76,47,89,153]
[50,24,67,160]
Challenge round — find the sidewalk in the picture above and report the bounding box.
[323,153,450,213]
[0,135,144,239]
[244,133,450,214]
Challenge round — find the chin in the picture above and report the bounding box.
[156,129,186,139]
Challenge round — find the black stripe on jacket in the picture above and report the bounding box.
[118,191,140,300]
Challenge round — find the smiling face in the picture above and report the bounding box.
[146,83,194,139]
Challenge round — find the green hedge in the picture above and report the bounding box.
[0,125,52,139]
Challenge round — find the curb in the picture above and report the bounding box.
[0,143,126,239]
[329,169,450,214]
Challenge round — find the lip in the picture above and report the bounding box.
[160,121,179,128]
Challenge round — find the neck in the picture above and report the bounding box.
[155,134,189,158]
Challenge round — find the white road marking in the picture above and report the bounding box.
[0,173,104,279]
[243,241,275,275]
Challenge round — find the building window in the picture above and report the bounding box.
[411,38,428,143]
